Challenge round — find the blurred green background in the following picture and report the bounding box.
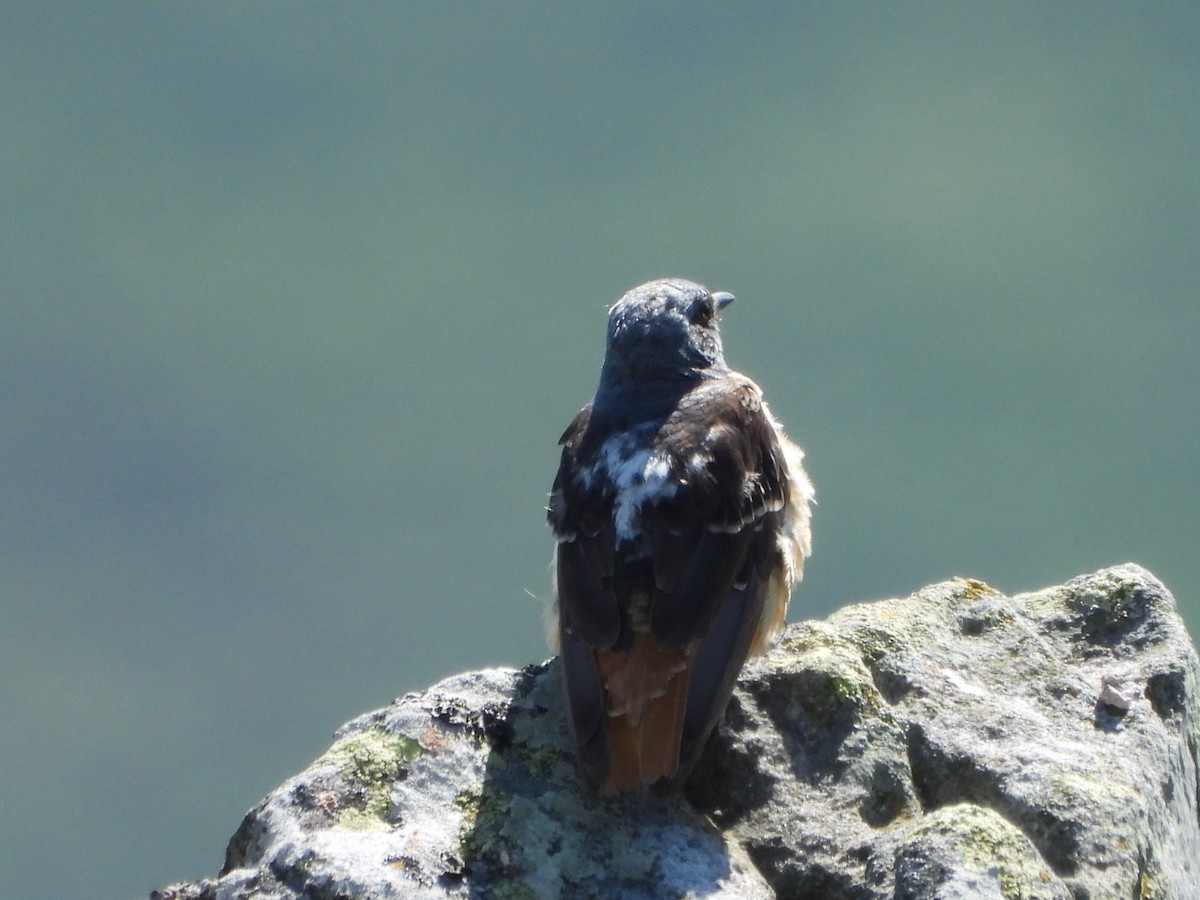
[3,4,1197,898]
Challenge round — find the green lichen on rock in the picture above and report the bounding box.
[1069,575,1140,625]
[460,773,719,897]
[336,806,390,832]
[757,630,884,726]
[319,726,422,781]
[1137,854,1169,900]
[313,726,421,826]
[1048,766,1140,819]
[896,803,1066,898]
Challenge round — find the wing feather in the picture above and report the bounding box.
[648,526,753,648]
[550,404,621,647]
[644,380,787,644]
[666,514,780,791]
[558,621,609,788]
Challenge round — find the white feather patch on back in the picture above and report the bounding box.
[582,432,679,542]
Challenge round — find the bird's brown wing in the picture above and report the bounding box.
[550,380,793,792]
[644,380,791,791]
[548,403,621,649]
[549,403,629,789]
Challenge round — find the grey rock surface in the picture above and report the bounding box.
[153,565,1199,899]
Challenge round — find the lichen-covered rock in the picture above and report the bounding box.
[687,564,1200,897]
[154,666,771,900]
[153,565,1200,899]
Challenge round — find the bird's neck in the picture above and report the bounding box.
[598,353,728,391]
[591,369,705,433]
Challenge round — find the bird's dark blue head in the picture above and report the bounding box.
[599,279,735,391]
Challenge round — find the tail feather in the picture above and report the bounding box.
[595,637,690,792]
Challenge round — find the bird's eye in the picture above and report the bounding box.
[691,298,715,326]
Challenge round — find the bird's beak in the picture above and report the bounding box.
[712,291,735,310]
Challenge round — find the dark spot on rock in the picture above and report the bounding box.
[894,844,955,900]
[860,644,916,705]
[747,837,877,900]
[868,663,916,705]
[432,697,514,747]
[150,883,215,900]
[222,800,267,873]
[1146,669,1188,720]
[859,761,911,827]
[436,850,465,886]
[475,700,515,747]
[1067,580,1153,647]
[516,661,550,694]
[957,599,1013,636]
[1093,700,1128,732]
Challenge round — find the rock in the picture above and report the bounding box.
[153,565,1200,899]
[154,665,771,900]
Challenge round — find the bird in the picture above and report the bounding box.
[547,278,814,794]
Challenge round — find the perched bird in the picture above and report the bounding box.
[547,278,814,793]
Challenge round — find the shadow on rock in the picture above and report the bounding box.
[460,659,770,899]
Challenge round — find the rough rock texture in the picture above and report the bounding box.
[154,565,1199,899]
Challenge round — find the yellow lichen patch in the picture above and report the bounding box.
[318,727,422,782]
[903,804,1060,898]
[313,726,422,827]
[959,578,1000,600]
[337,807,392,832]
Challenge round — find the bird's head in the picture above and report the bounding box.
[599,279,734,389]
